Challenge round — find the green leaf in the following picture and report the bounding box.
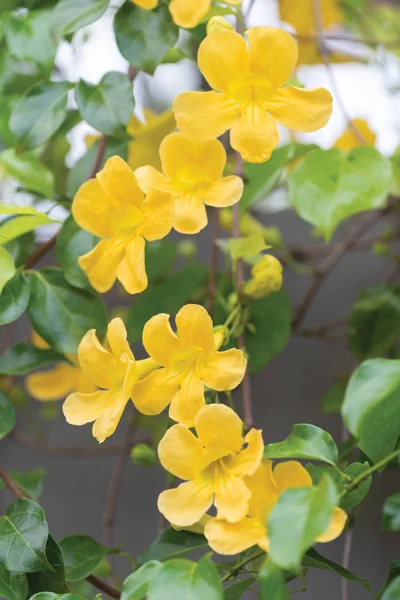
[0,149,54,197]
[0,391,16,440]
[0,343,68,375]
[27,535,67,595]
[245,289,291,374]
[51,0,109,36]
[137,528,207,566]
[228,233,267,261]
[27,268,108,354]
[121,561,162,600]
[0,271,30,325]
[288,147,392,240]
[6,10,58,75]
[341,358,400,462]
[114,3,179,75]
[382,493,400,531]
[148,556,223,600]
[75,72,134,137]
[348,285,400,358]
[0,499,52,573]
[268,475,338,572]
[0,246,15,294]
[223,578,254,600]
[67,137,128,198]
[264,424,338,466]
[321,380,347,414]
[59,535,119,581]
[303,548,370,590]
[378,563,400,599]
[127,264,208,342]
[0,216,57,246]
[0,565,28,600]
[0,469,46,500]
[379,575,400,600]
[340,462,372,511]
[259,561,289,600]
[30,594,87,600]
[4,232,34,267]
[57,215,97,289]
[10,81,70,149]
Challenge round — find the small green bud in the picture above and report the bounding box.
[177,240,197,259]
[131,443,157,466]
[372,241,390,257]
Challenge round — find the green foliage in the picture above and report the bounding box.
[289,147,392,240]
[0,469,46,500]
[130,443,158,466]
[59,535,119,581]
[27,535,67,595]
[0,150,54,197]
[307,461,372,511]
[121,561,162,600]
[0,247,16,294]
[223,579,254,600]
[382,494,400,531]
[321,380,347,413]
[114,3,179,75]
[137,528,207,566]
[259,561,289,599]
[0,565,28,600]
[0,343,68,375]
[265,424,338,465]
[51,0,110,37]
[0,272,30,326]
[348,285,400,358]
[0,391,16,440]
[303,548,371,590]
[380,576,400,600]
[228,233,267,261]
[0,499,52,572]
[342,358,400,462]
[27,268,108,354]
[75,72,134,137]
[57,216,97,289]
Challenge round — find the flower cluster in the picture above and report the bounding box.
[133,0,243,29]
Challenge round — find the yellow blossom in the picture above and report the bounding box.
[132,0,242,29]
[126,109,176,172]
[334,119,376,152]
[157,403,264,526]
[72,156,174,295]
[26,332,97,402]
[205,459,347,555]
[207,16,235,36]
[135,133,243,234]
[173,27,332,163]
[132,304,247,426]
[63,318,158,443]
[133,0,158,8]
[243,255,283,299]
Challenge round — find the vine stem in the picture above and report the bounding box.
[220,549,265,583]
[87,575,121,599]
[341,448,400,496]
[0,465,26,499]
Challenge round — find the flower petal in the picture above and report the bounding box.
[78,329,117,389]
[230,104,279,163]
[247,460,279,523]
[173,194,208,234]
[224,428,264,477]
[202,176,243,208]
[160,133,227,181]
[139,188,174,241]
[134,166,170,195]
[132,368,179,415]
[116,235,148,295]
[78,238,126,293]
[175,304,215,352]
[273,460,312,492]
[143,313,183,366]
[63,389,115,426]
[75,371,98,395]
[158,480,214,527]
[96,156,144,209]
[247,26,298,88]
[198,348,247,391]
[198,30,249,93]
[106,317,133,359]
[169,372,205,427]
[26,364,76,401]
[214,474,251,522]
[134,0,158,8]
[194,404,243,454]
[92,392,130,443]
[158,423,208,480]
[72,178,115,238]
[267,85,332,132]
[169,0,211,28]
[205,517,267,555]
[316,507,347,543]
[173,91,240,141]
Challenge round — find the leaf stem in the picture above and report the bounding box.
[220,549,265,583]
[341,448,400,497]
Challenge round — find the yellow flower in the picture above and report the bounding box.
[157,403,264,526]
[205,459,347,555]
[244,255,283,300]
[133,0,158,8]
[26,332,97,402]
[126,109,176,172]
[207,16,235,36]
[132,304,247,426]
[173,27,332,163]
[334,119,376,152]
[170,0,242,29]
[135,133,243,234]
[63,318,158,443]
[72,156,174,295]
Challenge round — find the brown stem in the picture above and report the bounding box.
[297,316,347,339]
[341,527,354,600]
[87,575,121,599]
[207,209,220,316]
[0,465,26,499]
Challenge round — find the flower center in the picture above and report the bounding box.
[111,204,144,239]
[228,75,276,107]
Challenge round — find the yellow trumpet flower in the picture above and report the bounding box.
[132,0,242,29]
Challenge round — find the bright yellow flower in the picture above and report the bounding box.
[157,403,264,526]
[173,27,332,163]
[133,0,158,8]
[135,133,243,234]
[63,318,158,443]
[334,119,376,152]
[127,109,176,172]
[170,0,242,29]
[243,255,283,300]
[205,459,347,555]
[207,16,235,36]
[72,156,174,295]
[132,304,247,426]
[26,332,97,402]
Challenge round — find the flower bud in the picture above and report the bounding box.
[244,255,283,300]
[131,443,157,466]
